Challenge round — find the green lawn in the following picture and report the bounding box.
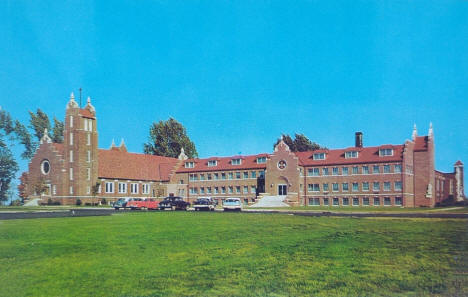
[248,206,468,213]
[0,212,467,297]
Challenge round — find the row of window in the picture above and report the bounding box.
[104,182,150,194]
[308,196,403,206]
[188,170,265,182]
[190,185,257,195]
[307,181,402,192]
[312,148,394,161]
[185,156,267,169]
[306,164,402,177]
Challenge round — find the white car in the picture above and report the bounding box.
[193,197,216,211]
[223,198,242,211]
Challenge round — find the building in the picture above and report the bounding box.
[22,94,465,207]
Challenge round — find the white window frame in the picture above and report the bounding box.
[69,150,73,163]
[69,168,73,181]
[256,156,267,164]
[313,153,325,160]
[185,162,194,168]
[345,151,358,158]
[105,182,114,193]
[379,148,394,157]
[130,183,139,194]
[231,158,242,165]
[208,160,217,167]
[118,182,127,194]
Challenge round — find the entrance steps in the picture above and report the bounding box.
[23,198,41,206]
[250,195,290,208]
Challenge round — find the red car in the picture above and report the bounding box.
[142,198,159,210]
[128,198,159,210]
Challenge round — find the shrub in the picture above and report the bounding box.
[76,199,82,206]
[101,198,107,205]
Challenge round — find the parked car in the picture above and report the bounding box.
[142,198,159,210]
[127,198,144,210]
[113,198,131,210]
[159,196,190,211]
[223,198,242,211]
[193,197,216,211]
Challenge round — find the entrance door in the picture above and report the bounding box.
[278,184,287,196]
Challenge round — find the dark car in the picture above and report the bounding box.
[158,196,190,211]
[113,198,130,210]
[193,197,216,211]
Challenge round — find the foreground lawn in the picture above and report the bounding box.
[248,206,468,213]
[0,213,467,297]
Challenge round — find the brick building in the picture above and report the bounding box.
[22,94,465,207]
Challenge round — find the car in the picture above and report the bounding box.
[223,198,242,211]
[113,198,131,210]
[193,197,216,211]
[158,196,190,211]
[127,198,145,210]
[142,198,159,210]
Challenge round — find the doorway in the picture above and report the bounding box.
[278,184,287,196]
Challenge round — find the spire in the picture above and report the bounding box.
[178,147,188,160]
[66,92,78,109]
[119,138,127,152]
[411,124,417,141]
[85,96,96,113]
[110,138,116,149]
[40,128,52,144]
[428,122,433,139]
[275,135,290,152]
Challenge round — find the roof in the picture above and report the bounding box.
[98,149,179,181]
[414,136,429,152]
[79,109,95,119]
[176,153,269,173]
[295,145,404,166]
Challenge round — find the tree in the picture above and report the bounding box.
[29,109,51,141]
[0,147,19,203]
[51,117,64,143]
[91,181,101,206]
[17,172,28,201]
[274,133,326,152]
[144,118,198,158]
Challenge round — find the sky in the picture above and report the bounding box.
[0,1,467,189]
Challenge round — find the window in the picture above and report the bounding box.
[87,134,91,145]
[362,166,369,174]
[395,181,402,191]
[309,198,320,206]
[332,167,339,175]
[236,172,241,179]
[332,183,339,192]
[384,197,391,206]
[70,186,73,195]
[395,197,402,206]
[87,150,91,162]
[207,173,212,180]
[214,187,219,194]
[363,197,370,206]
[251,171,257,178]
[52,185,56,195]
[342,183,349,192]
[87,186,91,194]
[323,198,329,206]
[87,168,91,181]
[383,165,391,173]
[89,120,93,131]
[384,182,391,191]
[308,168,320,176]
[190,188,197,194]
[70,116,73,127]
[323,183,329,192]
[84,119,88,131]
[118,182,127,194]
[333,198,339,206]
[345,151,358,158]
[353,197,359,206]
[185,162,194,168]
[69,150,73,163]
[373,165,380,173]
[352,183,359,192]
[200,174,205,181]
[221,173,226,180]
[189,174,198,181]
[70,132,73,145]
[374,197,380,206]
[243,172,249,179]
[208,160,217,167]
[69,168,73,181]
[322,168,329,176]
[228,172,233,179]
[232,158,242,165]
[379,148,394,156]
[352,166,359,175]
[259,171,265,178]
[214,173,219,180]
[373,182,380,191]
[251,186,256,194]
[142,184,150,194]
[228,186,233,194]
[313,153,326,160]
[256,156,267,163]
[105,182,114,193]
[342,167,349,175]
[342,198,349,206]
[200,187,205,194]
[362,182,369,191]
[308,184,320,192]
[243,186,248,194]
[236,186,241,194]
[131,183,139,194]
[222,186,226,194]
[394,164,402,173]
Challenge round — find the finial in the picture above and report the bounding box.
[428,122,433,138]
[70,92,75,100]
[67,92,78,109]
[87,96,91,104]
[120,138,125,147]
[110,138,116,148]
[40,128,51,144]
[178,147,188,160]
[412,123,417,141]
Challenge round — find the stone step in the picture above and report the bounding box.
[250,195,290,208]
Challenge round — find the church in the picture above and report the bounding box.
[22,93,465,207]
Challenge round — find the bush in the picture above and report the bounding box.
[76,199,82,206]
[47,198,53,205]
[101,198,107,205]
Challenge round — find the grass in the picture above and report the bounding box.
[0,212,467,297]
[248,205,468,213]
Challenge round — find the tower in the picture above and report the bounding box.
[454,161,465,202]
[63,93,99,201]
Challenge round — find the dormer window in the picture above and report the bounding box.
[256,157,267,164]
[232,158,242,165]
[207,160,217,167]
[379,149,393,157]
[185,161,195,168]
[345,151,358,158]
[313,153,326,160]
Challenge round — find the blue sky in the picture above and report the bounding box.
[1,1,467,186]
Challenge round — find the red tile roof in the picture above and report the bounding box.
[176,153,269,173]
[98,149,179,181]
[79,109,95,119]
[414,136,429,152]
[295,145,404,166]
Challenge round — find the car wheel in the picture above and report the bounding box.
[185,205,189,211]
[211,208,215,211]
[114,207,119,210]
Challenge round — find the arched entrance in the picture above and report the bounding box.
[277,176,289,196]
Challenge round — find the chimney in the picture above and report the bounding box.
[355,132,363,148]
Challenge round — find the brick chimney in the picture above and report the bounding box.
[355,132,363,148]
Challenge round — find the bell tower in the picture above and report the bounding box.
[63,93,99,201]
